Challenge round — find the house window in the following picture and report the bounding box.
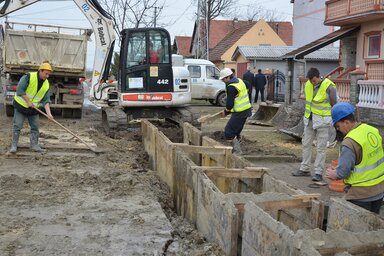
[367,34,381,58]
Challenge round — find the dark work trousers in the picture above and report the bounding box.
[255,87,265,103]
[348,198,383,214]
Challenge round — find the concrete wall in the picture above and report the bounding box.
[327,197,384,232]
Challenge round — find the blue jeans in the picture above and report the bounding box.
[348,198,383,214]
[13,108,39,134]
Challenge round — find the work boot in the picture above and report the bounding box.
[9,131,20,153]
[30,131,45,152]
[232,137,242,155]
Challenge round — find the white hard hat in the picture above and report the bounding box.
[219,68,233,80]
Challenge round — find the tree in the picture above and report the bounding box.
[235,3,286,22]
[193,0,236,58]
[99,0,166,37]
[110,52,120,79]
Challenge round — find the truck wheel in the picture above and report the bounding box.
[72,109,82,119]
[5,105,14,117]
[208,99,216,106]
[216,92,227,107]
[62,109,73,118]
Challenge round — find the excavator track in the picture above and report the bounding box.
[102,107,128,133]
[171,106,201,127]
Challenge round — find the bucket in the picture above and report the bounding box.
[329,179,344,192]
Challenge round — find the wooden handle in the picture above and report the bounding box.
[34,108,94,150]
[197,111,223,123]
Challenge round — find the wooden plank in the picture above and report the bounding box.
[292,193,321,201]
[175,143,231,154]
[235,198,312,214]
[204,169,264,179]
[317,244,384,256]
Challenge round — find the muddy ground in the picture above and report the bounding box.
[0,96,223,255]
[1,97,382,255]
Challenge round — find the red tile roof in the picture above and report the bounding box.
[173,36,192,57]
[267,22,293,46]
[189,19,292,60]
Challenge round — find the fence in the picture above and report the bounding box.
[357,80,384,109]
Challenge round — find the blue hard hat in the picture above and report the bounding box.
[331,102,355,125]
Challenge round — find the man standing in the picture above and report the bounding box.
[243,67,255,103]
[219,68,252,154]
[292,67,337,181]
[9,62,53,153]
[254,69,267,103]
[326,102,384,214]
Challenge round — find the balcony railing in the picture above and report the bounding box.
[325,0,384,25]
[357,80,384,109]
[299,77,351,102]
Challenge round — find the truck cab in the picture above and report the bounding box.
[183,59,226,107]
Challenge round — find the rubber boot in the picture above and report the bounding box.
[232,137,242,155]
[30,131,45,152]
[9,131,20,153]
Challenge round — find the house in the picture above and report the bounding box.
[207,19,293,72]
[282,0,384,128]
[172,36,192,57]
[290,0,335,46]
[232,45,339,102]
[188,19,293,66]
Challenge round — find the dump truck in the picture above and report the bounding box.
[1,22,90,118]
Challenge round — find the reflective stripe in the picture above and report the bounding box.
[234,94,248,102]
[25,92,43,101]
[233,101,250,111]
[351,170,384,185]
[311,105,332,111]
[354,157,384,173]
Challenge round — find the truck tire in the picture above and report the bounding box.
[216,92,227,107]
[5,105,14,117]
[62,109,73,118]
[72,109,82,119]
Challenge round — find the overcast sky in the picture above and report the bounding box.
[0,0,293,68]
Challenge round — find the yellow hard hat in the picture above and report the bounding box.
[39,62,53,72]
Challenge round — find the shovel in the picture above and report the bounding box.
[34,107,105,153]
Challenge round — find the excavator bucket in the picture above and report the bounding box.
[248,102,282,126]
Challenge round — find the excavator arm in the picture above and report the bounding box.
[0,0,116,103]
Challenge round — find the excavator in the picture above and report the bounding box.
[0,0,199,131]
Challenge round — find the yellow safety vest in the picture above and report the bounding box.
[14,72,49,108]
[226,79,251,112]
[344,124,384,186]
[304,78,336,118]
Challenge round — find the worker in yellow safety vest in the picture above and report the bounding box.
[219,68,252,155]
[292,67,337,182]
[9,62,54,153]
[326,102,384,214]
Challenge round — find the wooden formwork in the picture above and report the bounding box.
[142,121,384,256]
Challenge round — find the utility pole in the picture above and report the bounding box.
[196,0,208,59]
[154,6,158,27]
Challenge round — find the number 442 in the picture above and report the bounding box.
[157,79,169,85]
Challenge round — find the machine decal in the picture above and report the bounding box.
[98,27,107,46]
[81,4,90,12]
[157,79,169,85]
[150,66,158,77]
[128,77,144,89]
[123,93,172,101]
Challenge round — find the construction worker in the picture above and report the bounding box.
[326,102,384,213]
[9,62,54,153]
[219,68,252,154]
[292,67,337,181]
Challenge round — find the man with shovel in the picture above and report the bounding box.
[219,68,252,154]
[9,62,53,153]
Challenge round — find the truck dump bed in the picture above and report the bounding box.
[3,22,90,76]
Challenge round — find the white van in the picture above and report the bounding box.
[183,59,226,106]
